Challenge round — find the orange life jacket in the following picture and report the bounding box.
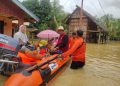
[69,37,76,49]
[39,47,48,57]
[62,37,86,62]
[18,52,40,64]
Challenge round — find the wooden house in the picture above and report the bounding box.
[65,6,108,43]
[0,0,39,36]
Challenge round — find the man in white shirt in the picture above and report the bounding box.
[14,25,28,45]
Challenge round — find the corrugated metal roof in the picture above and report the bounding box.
[65,6,108,32]
[12,0,39,21]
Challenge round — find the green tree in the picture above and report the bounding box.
[39,0,52,23]
[99,14,120,39]
[51,0,68,26]
[22,0,68,30]
[22,0,40,17]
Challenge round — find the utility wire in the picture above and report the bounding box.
[97,0,106,15]
[97,0,110,29]
[89,0,100,17]
[74,0,99,17]
[64,0,76,13]
[62,0,70,7]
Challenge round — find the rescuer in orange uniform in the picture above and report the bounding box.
[62,30,86,69]
[69,32,77,49]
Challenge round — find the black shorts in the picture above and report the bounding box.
[70,61,85,69]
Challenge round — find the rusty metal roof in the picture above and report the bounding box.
[12,0,39,21]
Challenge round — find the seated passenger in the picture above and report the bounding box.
[39,40,49,57]
[55,26,69,53]
[18,41,42,64]
[19,46,41,59]
[50,26,69,54]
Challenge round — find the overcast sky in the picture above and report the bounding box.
[19,0,120,18]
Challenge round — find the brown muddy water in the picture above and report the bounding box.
[0,41,120,86]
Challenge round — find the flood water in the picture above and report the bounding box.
[0,41,120,86]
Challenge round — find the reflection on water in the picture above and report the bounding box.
[0,41,120,86]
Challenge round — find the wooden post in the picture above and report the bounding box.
[103,32,104,43]
[79,0,84,30]
[98,31,101,44]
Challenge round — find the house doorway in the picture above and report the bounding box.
[0,21,4,34]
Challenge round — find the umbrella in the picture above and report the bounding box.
[37,30,60,39]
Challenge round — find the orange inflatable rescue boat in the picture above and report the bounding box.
[4,54,70,86]
[0,34,70,86]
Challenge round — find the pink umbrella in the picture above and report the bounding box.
[37,30,60,39]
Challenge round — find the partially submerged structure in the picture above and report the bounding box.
[65,6,108,43]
